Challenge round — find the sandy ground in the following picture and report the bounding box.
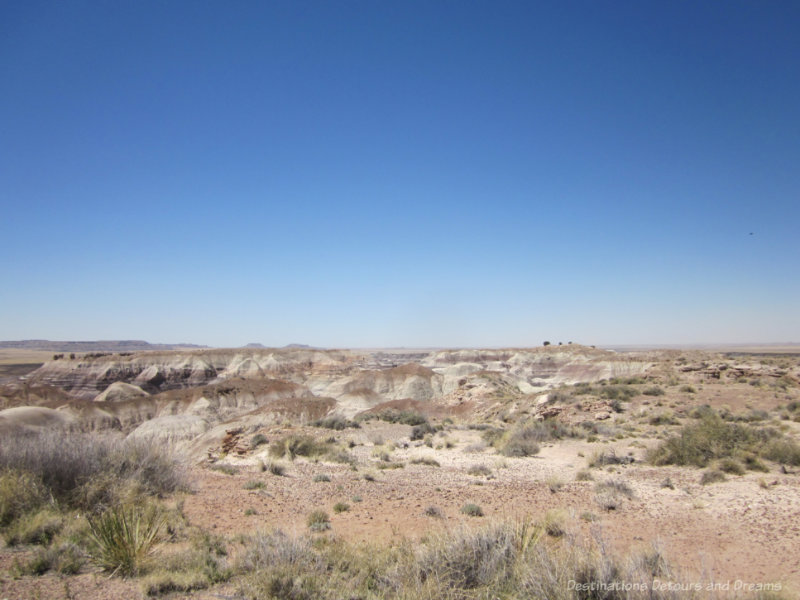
[181,423,800,593]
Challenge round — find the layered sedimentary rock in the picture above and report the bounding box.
[1,345,652,452]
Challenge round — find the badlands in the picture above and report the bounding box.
[0,344,798,599]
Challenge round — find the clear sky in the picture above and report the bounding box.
[1,1,798,348]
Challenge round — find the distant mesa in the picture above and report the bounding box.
[284,343,314,349]
[243,343,267,348]
[0,340,208,352]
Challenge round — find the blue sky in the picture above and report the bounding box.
[1,1,798,347]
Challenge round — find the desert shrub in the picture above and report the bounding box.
[718,458,745,475]
[3,508,63,546]
[680,385,696,393]
[547,390,574,403]
[250,433,269,448]
[744,409,769,422]
[87,503,165,576]
[467,464,492,477]
[311,416,360,430]
[424,505,443,518]
[410,422,435,440]
[0,469,48,526]
[238,529,318,573]
[743,454,770,472]
[642,386,665,397]
[264,461,285,476]
[20,542,85,576]
[410,456,440,467]
[307,510,331,531]
[588,449,633,468]
[500,436,540,457]
[491,420,572,458]
[594,479,634,511]
[689,404,716,419]
[460,503,484,517]
[325,449,356,465]
[332,502,350,513]
[269,435,329,460]
[575,469,594,481]
[367,409,429,426]
[546,476,564,493]
[232,519,720,600]
[648,414,778,467]
[210,463,238,476]
[0,431,186,512]
[762,438,800,466]
[596,479,634,498]
[649,413,677,426]
[700,469,727,485]
[312,474,331,483]
[243,480,265,490]
[600,385,638,401]
[417,523,514,590]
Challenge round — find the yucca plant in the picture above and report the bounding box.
[87,504,164,576]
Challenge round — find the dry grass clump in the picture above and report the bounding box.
[306,510,331,531]
[18,541,86,576]
[233,520,722,600]
[332,502,350,514]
